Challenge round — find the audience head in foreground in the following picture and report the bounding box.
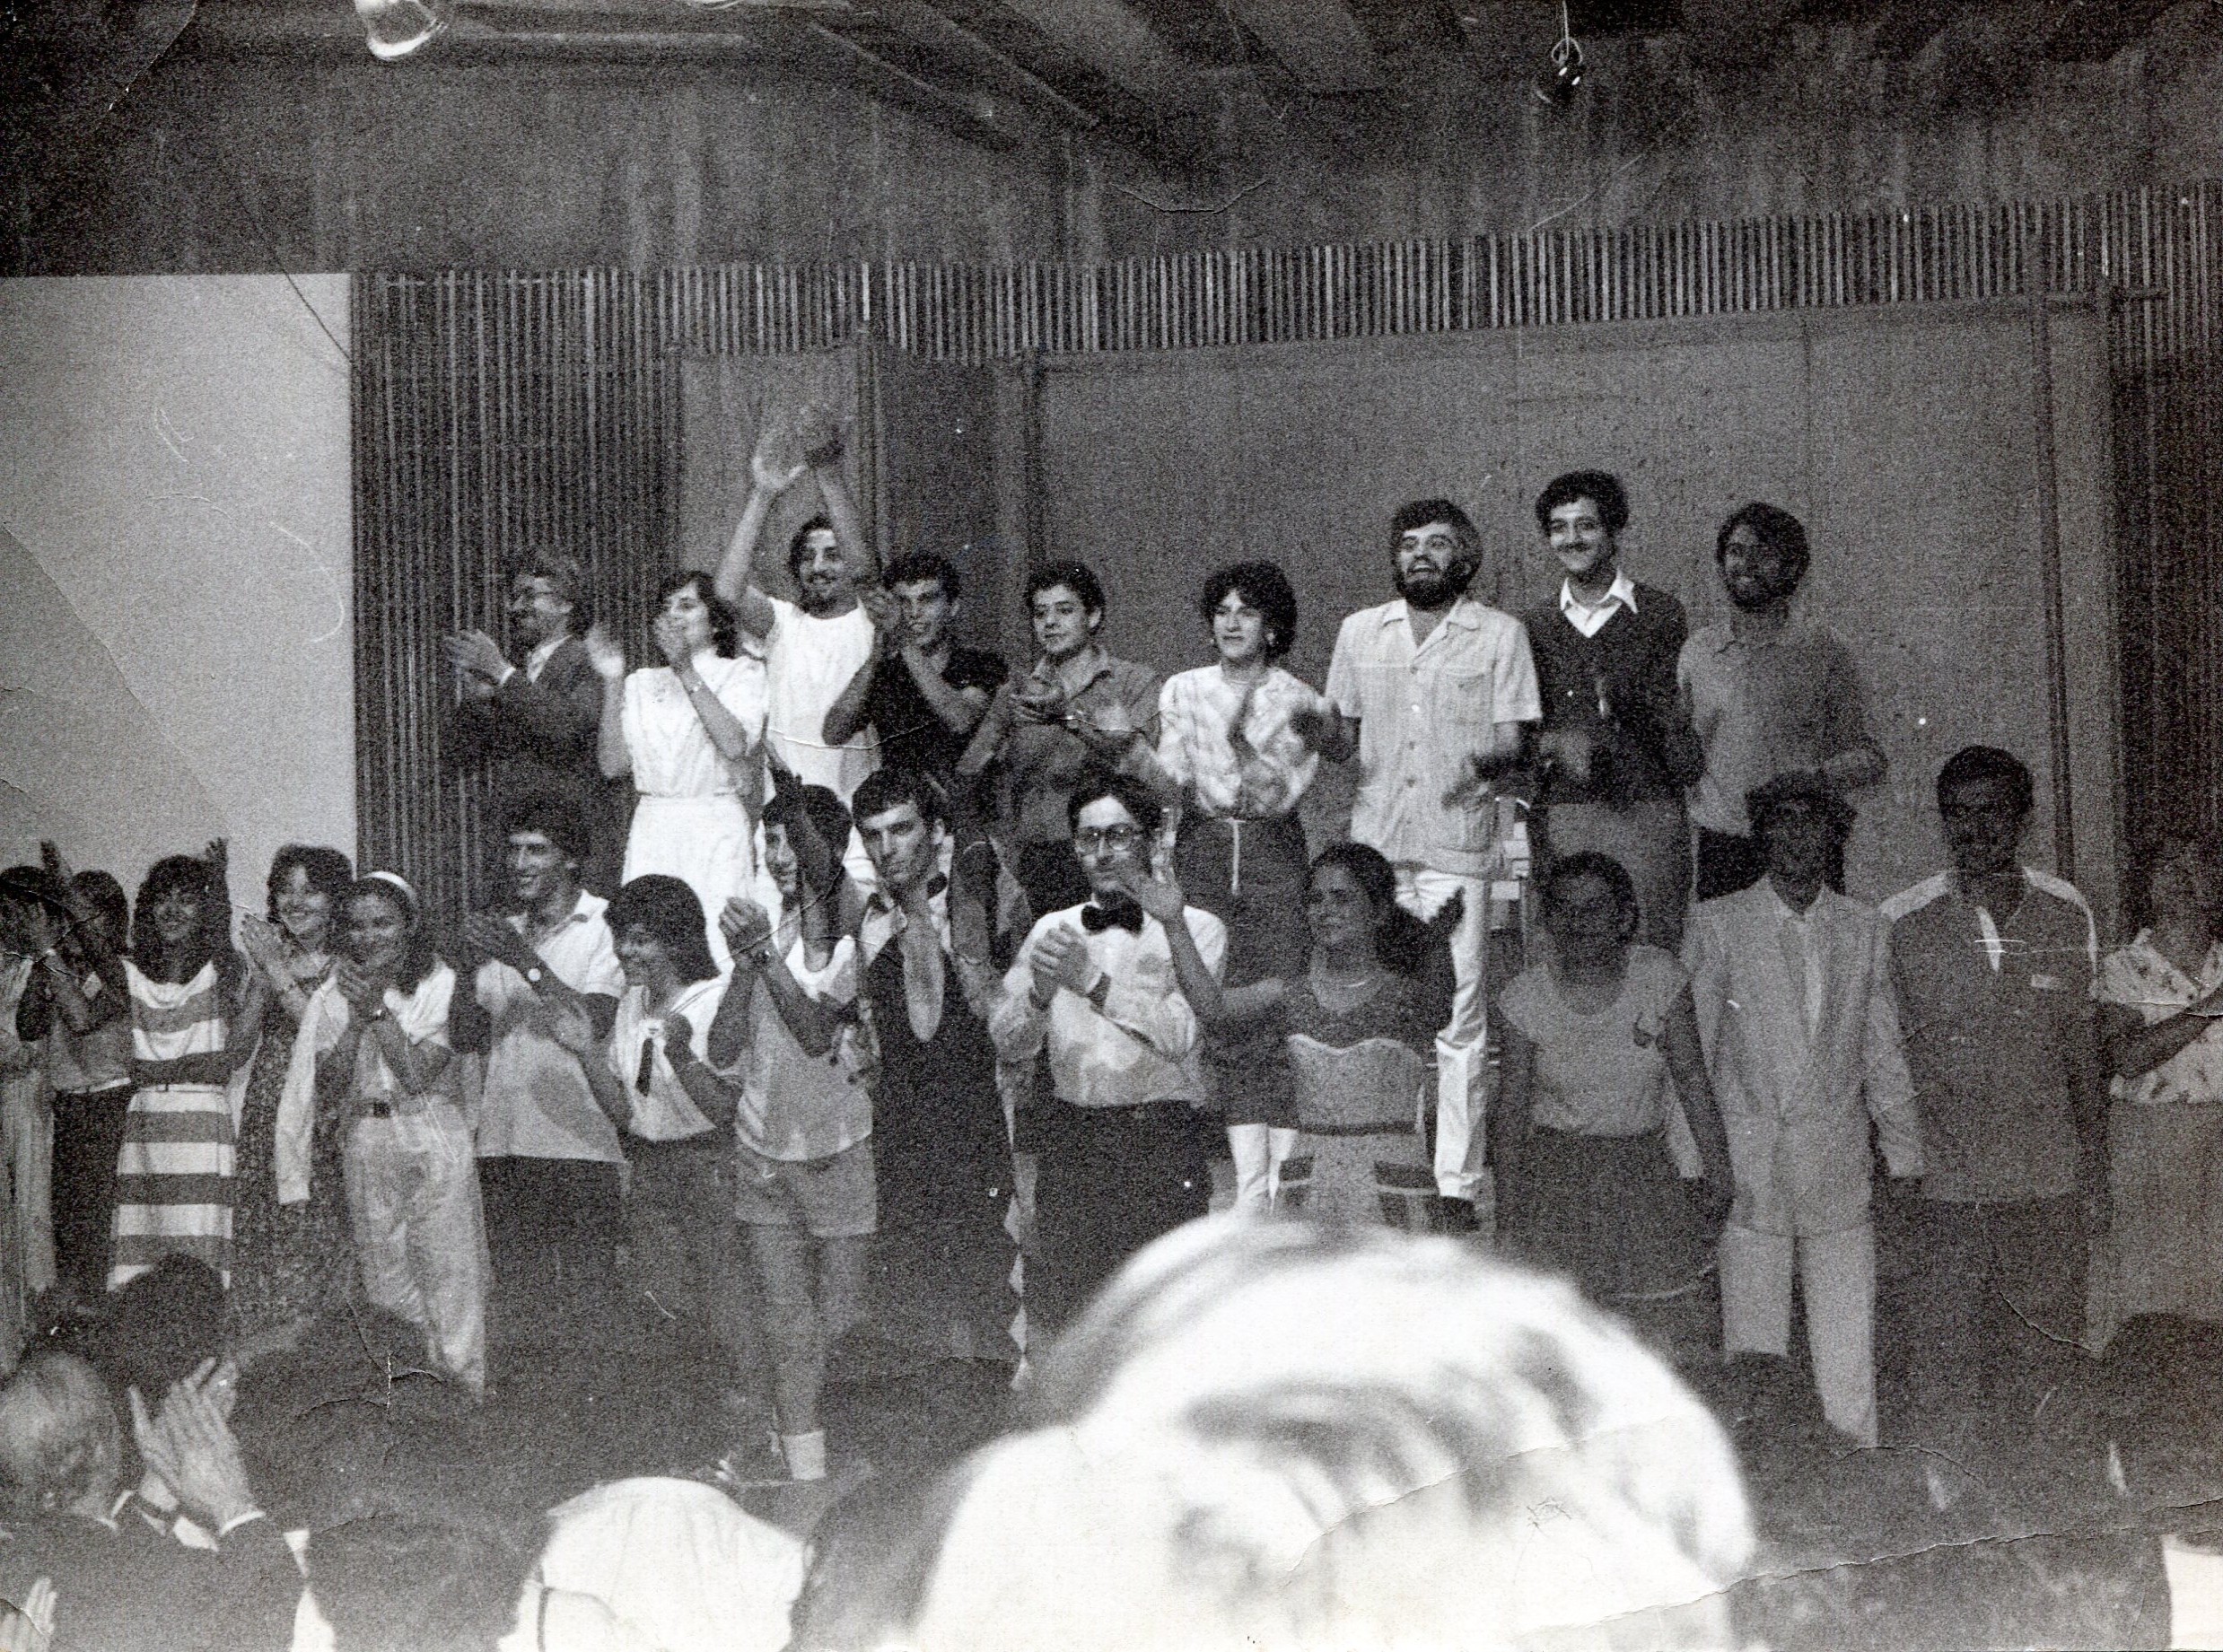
[902,1218,1755,1652]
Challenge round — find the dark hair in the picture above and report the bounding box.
[2123,830,2223,933]
[1306,841,1445,978]
[1715,503,1812,590]
[92,1256,224,1425]
[852,765,949,832]
[1535,470,1630,537]
[886,551,960,602]
[654,570,740,659]
[764,782,855,906]
[786,514,838,581]
[132,854,240,992]
[500,793,591,866]
[1745,771,1857,845]
[343,875,442,993]
[1541,850,1642,934]
[1388,499,1481,559]
[1936,744,2035,817]
[1198,561,1299,662]
[512,552,593,632]
[266,844,354,924]
[71,870,129,951]
[1066,767,1163,841]
[605,875,718,985]
[789,1464,989,1652]
[1027,561,1107,619]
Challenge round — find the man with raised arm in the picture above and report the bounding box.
[1301,498,1541,1225]
[713,412,883,803]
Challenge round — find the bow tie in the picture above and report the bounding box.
[1080,898,1143,934]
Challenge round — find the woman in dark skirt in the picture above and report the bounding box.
[228,844,357,1350]
[1492,852,1731,1342]
[1133,562,1331,1214]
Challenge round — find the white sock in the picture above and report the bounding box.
[781,1429,827,1482]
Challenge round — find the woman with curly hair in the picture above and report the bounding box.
[226,843,357,1349]
[111,845,258,1290]
[589,570,769,967]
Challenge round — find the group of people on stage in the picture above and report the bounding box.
[0,419,2216,1517]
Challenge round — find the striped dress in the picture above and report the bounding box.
[111,960,236,1289]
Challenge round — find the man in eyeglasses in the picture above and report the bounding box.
[990,769,1227,1337]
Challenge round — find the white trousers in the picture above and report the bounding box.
[1392,866,1491,1202]
[1226,1123,1299,1215]
[1719,1220,1877,1447]
[346,1104,490,1394]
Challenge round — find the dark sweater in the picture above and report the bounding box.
[1520,582,1704,809]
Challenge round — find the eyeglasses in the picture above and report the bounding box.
[1072,826,1145,854]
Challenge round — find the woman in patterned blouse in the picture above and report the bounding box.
[2094,832,2223,1344]
[1131,563,1333,1216]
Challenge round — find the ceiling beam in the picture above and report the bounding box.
[1224,0,1383,92]
[992,0,1220,116]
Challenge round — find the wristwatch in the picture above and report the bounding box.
[523,965,545,985]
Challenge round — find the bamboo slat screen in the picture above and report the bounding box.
[354,180,2223,923]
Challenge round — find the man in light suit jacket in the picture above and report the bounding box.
[1684,771,1922,1447]
[447,554,627,894]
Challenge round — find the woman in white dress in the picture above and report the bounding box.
[590,571,769,966]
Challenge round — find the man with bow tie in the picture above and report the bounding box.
[990,770,1228,1335]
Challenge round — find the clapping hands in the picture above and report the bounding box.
[128,1359,258,1534]
[442,629,511,690]
[582,624,626,684]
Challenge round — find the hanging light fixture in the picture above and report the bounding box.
[354,0,449,60]
[1534,0,1586,108]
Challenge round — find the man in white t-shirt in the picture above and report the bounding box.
[454,793,626,1355]
[714,409,882,803]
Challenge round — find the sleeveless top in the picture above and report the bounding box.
[862,938,1009,1219]
[1281,971,1433,1134]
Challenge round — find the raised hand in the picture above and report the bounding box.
[858,583,901,648]
[652,612,693,669]
[545,999,600,1057]
[1010,676,1066,727]
[796,404,845,469]
[583,624,626,683]
[442,629,510,684]
[750,419,808,495]
[202,838,230,881]
[334,959,381,1016]
[1032,925,1098,1001]
[1116,864,1186,926]
[720,896,775,961]
[462,913,536,975]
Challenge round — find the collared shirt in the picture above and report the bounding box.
[863,644,1008,782]
[2096,931,2223,1106]
[859,838,957,967]
[475,891,627,1163]
[737,936,870,1161]
[608,975,731,1142]
[1558,570,1639,641]
[1773,888,1826,1039]
[1323,596,1541,877]
[1885,866,2098,1202]
[974,645,1163,847]
[1155,664,1324,820]
[989,904,1228,1107]
[764,598,880,801]
[1676,618,1879,836]
[524,634,567,683]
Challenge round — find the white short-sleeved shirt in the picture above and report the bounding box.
[475,892,628,1163]
[764,598,879,800]
[736,936,871,1161]
[608,975,731,1141]
[1324,597,1540,877]
[2097,932,2223,1106]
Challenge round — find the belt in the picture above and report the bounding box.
[361,1100,395,1120]
[1297,1117,1415,1139]
[625,1132,722,1156]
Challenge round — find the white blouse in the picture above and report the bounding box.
[621,654,768,800]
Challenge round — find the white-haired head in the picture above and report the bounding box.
[909,1218,1753,1652]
